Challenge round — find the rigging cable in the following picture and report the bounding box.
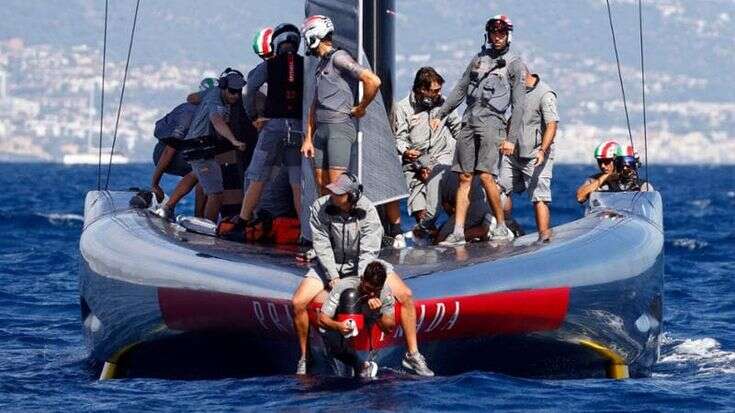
[638,0,649,183]
[104,0,141,190]
[96,0,109,191]
[605,0,635,149]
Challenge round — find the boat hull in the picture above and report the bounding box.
[79,190,663,378]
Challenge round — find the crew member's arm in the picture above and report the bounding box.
[576,174,611,204]
[501,59,527,155]
[431,61,472,128]
[356,204,384,277]
[210,112,246,151]
[318,312,352,335]
[187,91,203,105]
[332,51,381,119]
[309,201,341,282]
[150,145,177,202]
[301,99,317,158]
[393,104,420,161]
[373,295,396,333]
[534,92,560,166]
[245,63,268,128]
[445,109,462,138]
[351,69,381,118]
[393,104,411,154]
[317,287,353,335]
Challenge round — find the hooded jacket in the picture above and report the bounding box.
[309,194,383,281]
[393,92,460,165]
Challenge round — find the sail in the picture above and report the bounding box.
[301,0,407,238]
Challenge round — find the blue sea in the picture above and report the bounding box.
[0,163,733,411]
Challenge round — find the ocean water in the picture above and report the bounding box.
[0,163,733,411]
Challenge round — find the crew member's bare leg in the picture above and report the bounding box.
[203,192,223,222]
[387,272,418,354]
[195,185,206,217]
[452,172,473,233]
[534,200,551,240]
[238,180,266,221]
[291,277,327,362]
[478,172,505,226]
[163,172,198,211]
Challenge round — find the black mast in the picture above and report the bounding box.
[362,0,395,112]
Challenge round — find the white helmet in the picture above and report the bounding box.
[301,15,334,50]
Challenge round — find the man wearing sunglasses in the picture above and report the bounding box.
[430,15,526,246]
[179,69,246,221]
[393,67,460,237]
[576,140,622,204]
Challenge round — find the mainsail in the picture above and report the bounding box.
[301,0,407,237]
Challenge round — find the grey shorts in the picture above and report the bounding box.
[452,120,505,176]
[189,158,223,195]
[498,154,553,203]
[304,259,395,287]
[246,120,302,185]
[305,264,357,287]
[313,121,356,170]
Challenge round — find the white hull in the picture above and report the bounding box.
[63,152,129,165]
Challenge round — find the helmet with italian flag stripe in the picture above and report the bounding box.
[252,27,275,59]
[301,15,334,50]
[594,140,622,159]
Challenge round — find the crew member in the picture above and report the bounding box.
[178,69,246,221]
[151,78,216,219]
[218,23,305,239]
[432,15,525,246]
[318,260,395,378]
[393,67,459,233]
[499,70,559,242]
[299,15,382,192]
[436,170,495,244]
[576,140,622,203]
[291,172,433,376]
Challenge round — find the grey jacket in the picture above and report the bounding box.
[309,194,383,280]
[393,92,460,164]
[437,47,526,144]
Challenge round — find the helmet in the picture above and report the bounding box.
[621,144,637,157]
[252,27,275,59]
[486,15,513,47]
[301,15,334,50]
[593,140,622,159]
[615,144,640,172]
[199,77,218,90]
[272,23,301,53]
[486,15,513,33]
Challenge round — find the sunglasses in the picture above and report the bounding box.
[227,88,241,95]
[359,281,381,298]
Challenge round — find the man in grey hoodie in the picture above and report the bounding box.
[393,67,460,232]
[290,172,433,377]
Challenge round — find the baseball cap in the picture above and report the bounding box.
[224,72,246,90]
[326,174,359,195]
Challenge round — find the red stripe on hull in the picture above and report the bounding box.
[157,287,570,347]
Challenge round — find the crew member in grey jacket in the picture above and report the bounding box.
[498,70,559,242]
[290,172,433,376]
[393,67,460,231]
[431,15,525,246]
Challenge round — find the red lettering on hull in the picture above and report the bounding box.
[157,287,569,347]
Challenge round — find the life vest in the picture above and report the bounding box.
[265,51,304,119]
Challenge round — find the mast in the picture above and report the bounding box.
[361,0,395,112]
